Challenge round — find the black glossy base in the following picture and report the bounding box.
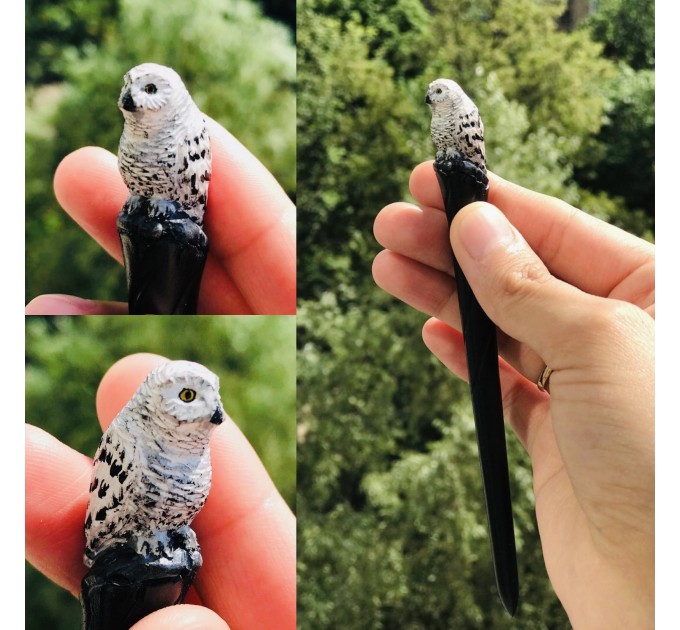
[80,543,201,630]
[433,154,489,221]
[117,197,208,314]
[433,156,519,616]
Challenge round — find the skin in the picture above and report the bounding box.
[25,118,296,315]
[373,162,654,628]
[25,353,296,630]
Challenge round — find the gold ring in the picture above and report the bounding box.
[537,365,553,393]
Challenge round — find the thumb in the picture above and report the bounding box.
[450,202,603,371]
[130,604,230,630]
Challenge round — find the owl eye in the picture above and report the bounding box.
[144,83,158,94]
[179,388,196,403]
[436,88,442,94]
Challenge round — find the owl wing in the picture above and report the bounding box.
[175,116,211,220]
[83,419,139,565]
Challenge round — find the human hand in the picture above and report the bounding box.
[25,353,296,630]
[373,162,654,627]
[25,119,296,315]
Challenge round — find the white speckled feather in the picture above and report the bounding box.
[426,78,486,171]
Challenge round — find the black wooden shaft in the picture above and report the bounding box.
[434,159,519,615]
[117,197,208,315]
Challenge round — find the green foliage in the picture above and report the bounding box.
[298,294,467,507]
[26,0,295,303]
[26,315,296,626]
[575,65,654,221]
[476,73,579,204]
[587,0,654,70]
[573,0,655,226]
[360,416,566,628]
[296,0,638,303]
[24,562,82,630]
[297,297,568,627]
[254,0,296,33]
[427,0,612,146]
[297,4,430,300]
[26,0,120,85]
[308,0,433,78]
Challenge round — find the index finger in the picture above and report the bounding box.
[409,161,653,298]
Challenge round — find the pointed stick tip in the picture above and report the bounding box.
[500,590,518,616]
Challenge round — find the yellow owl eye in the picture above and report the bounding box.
[179,388,196,402]
[144,83,157,94]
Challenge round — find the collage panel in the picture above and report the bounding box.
[296,0,654,628]
[26,2,299,628]
[26,315,296,628]
[26,0,296,316]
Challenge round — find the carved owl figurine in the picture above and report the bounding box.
[117,63,212,224]
[84,360,224,567]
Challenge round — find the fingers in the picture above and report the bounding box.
[50,147,257,315]
[374,192,614,377]
[52,120,296,314]
[53,147,128,263]
[409,162,654,298]
[25,424,91,595]
[372,197,544,383]
[25,294,128,315]
[203,118,296,314]
[195,430,296,629]
[198,259,254,315]
[372,250,460,328]
[373,202,453,275]
[371,248,545,385]
[131,605,230,630]
[96,354,296,630]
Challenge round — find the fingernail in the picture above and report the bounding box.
[457,204,517,260]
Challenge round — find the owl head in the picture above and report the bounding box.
[425,78,467,111]
[147,360,224,426]
[118,63,189,115]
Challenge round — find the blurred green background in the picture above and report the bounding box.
[25,0,296,305]
[297,0,653,628]
[26,315,295,628]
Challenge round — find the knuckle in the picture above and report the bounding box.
[492,255,551,304]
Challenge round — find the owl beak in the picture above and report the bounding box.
[119,89,136,112]
[425,93,433,105]
[210,405,224,425]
